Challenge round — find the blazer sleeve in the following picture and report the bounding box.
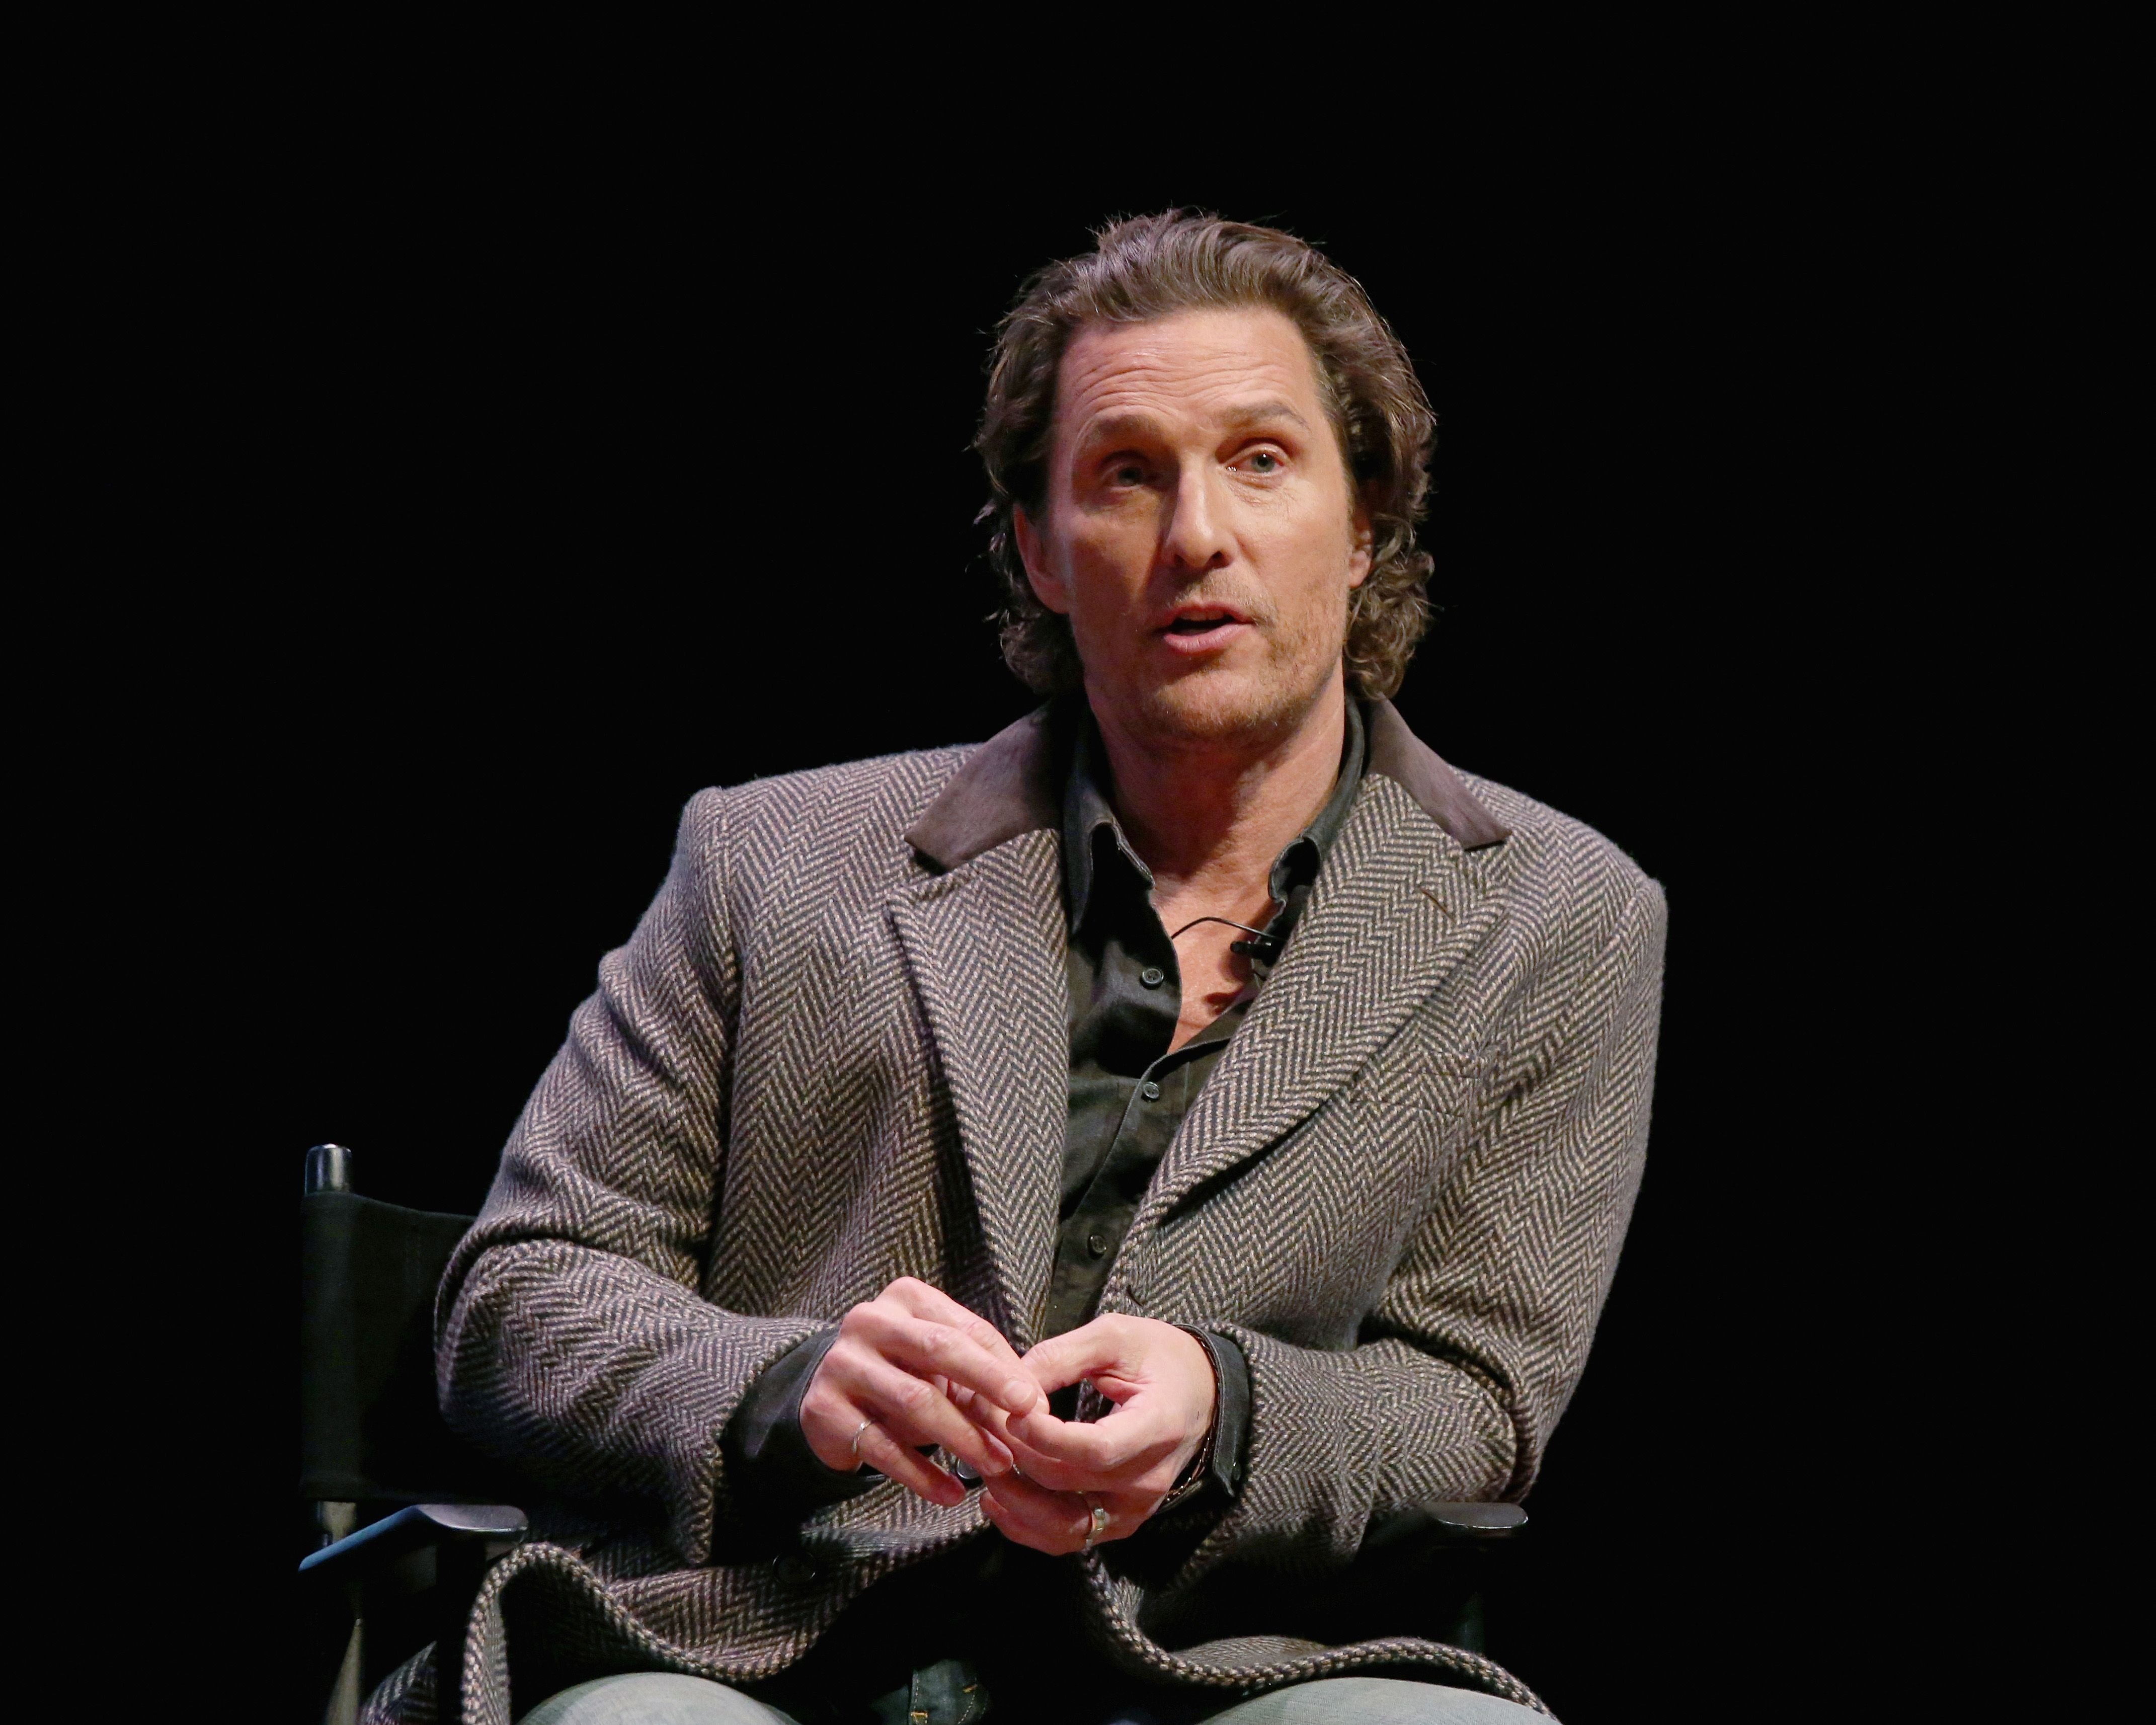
[433,787,827,1567]
[1197,875,1667,1572]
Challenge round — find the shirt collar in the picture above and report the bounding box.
[1061,697,1368,936]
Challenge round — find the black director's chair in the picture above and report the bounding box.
[298,1142,1525,1725]
[299,1143,527,1724]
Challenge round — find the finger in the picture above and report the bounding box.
[855,1419,967,1508]
[880,1281,1042,1415]
[839,1353,1014,1480]
[983,1478,1155,1553]
[980,1490,1072,1556]
[963,1385,1102,1461]
[954,1369,1166,1492]
[959,1396,1114,1494]
[1003,1398,1175,1482]
[980,1474,1093,1555]
[959,1389,1017,1441]
[950,1386,1024,1443]
[957,1398,1083,1491]
[943,1385,1018,1473]
[982,1466,1085,1523]
[856,1304,1041,1419]
[1016,1317,1138,1396]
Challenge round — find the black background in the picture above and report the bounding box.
[234,158,1868,1720]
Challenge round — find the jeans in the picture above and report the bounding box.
[518,1671,1544,1724]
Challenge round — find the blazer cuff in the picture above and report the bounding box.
[720,1327,880,1528]
[1162,1327,1250,1511]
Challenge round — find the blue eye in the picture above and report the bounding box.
[1246,451,1281,474]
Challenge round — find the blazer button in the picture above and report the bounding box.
[773,1554,818,1586]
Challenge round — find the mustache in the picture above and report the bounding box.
[1157,585,1274,625]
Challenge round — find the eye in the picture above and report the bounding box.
[1110,461,1147,487]
[1236,447,1287,476]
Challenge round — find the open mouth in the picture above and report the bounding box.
[1158,608,1251,656]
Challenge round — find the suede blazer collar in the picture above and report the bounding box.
[904,696,1510,870]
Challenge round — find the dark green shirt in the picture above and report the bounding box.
[1048,698,1367,1342]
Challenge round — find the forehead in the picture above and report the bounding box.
[1054,306,1326,444]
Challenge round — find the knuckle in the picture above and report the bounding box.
[815,1341,860,1384]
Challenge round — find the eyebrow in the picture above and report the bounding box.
[1074,399,1314,452]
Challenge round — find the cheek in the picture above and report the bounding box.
[1259,511,1361,606]
[1251,482,1354,561]
[1063,521,1154,607]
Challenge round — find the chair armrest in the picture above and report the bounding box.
[299,1503,529,1588]
[1364,1500,1528,1554]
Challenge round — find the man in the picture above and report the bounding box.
[401,214,1666,1725]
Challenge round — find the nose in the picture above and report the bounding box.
[1160,463,1232,573]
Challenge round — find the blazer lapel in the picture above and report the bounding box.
[1129,774,1505,1239]
[885,832,1069,1349]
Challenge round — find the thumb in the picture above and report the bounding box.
[1019,1316,1135,1394]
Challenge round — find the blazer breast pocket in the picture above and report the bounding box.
[1342,1044,1476,1196]
[1354,1027,1481,1124]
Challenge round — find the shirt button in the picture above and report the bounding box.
[1140,967,1165,988]
[1087,1231,1108,1257]
[1142,1080,1161,1101]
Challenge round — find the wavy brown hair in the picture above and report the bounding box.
[976,211,1436,699]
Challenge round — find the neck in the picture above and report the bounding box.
[1088,671,1348,904]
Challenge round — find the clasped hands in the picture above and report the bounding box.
[800,1277,1215,1556]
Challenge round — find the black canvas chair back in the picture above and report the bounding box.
[300,1143,509,1508]
[302,1144,531,1725]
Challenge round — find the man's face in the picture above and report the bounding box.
[1015,306,1372,750]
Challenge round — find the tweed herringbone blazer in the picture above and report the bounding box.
[402,699,1665,1725]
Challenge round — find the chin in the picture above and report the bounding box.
[1125,667,1319,746]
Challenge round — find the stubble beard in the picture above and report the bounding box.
[1097,590,1349,755]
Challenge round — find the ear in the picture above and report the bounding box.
[1346,494,1375,589]
[1013,506,1072,615]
